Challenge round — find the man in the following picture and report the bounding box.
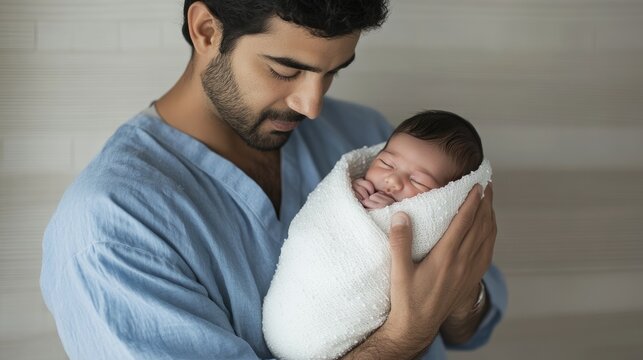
[41,1,506,359]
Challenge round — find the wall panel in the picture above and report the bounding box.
[2,1,643,359]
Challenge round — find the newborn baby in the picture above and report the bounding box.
[263,110,492,359]
[352,125,473,210]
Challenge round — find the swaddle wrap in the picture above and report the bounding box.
[263,143,492,359]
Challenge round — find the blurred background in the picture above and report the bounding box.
[1,0,642,359]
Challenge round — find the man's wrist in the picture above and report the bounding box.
[440,281,489,345]
[471,280,486,313]
[448,281,485,320]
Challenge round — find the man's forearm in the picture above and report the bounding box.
[343,287,489,359]
[341,323,434,360]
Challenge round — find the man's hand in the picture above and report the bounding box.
[342,183,497,359]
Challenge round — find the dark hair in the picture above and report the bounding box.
[390,110,484,181]
[182,0,389,54]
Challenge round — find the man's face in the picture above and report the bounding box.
[202,53,306,151]
[201,17,360,151]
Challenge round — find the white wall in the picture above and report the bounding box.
[1,0,643,358]
[1,0,642,176]
[336,0,643,170]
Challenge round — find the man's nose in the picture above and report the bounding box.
[285,77,325,119]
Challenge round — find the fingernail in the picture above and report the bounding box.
[391,212,409,226]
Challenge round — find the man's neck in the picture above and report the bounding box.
[243,151,282,216]
[154,64,283,214]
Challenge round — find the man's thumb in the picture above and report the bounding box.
[389,212,413,288]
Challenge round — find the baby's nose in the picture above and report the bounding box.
[385,175,402,192]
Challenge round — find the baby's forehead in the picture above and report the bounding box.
[382,133,442,157]
[381,132,460,181]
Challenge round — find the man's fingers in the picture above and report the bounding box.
[388,212,414,293]
[436,184,483,252]
[467,185,498,277]
[471,183,497,254]
[484,182,494,203]
[481,206,497,266]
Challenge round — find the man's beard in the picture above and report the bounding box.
[201,54,305,151]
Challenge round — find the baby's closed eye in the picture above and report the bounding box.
[410,178,431,191]
[378,159,393,168]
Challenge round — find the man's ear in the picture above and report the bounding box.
[186,2,223,56]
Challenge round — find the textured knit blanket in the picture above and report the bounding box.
[262,143,492,359]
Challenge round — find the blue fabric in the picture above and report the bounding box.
[41,97,507,359]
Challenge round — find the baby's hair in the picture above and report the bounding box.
[389,110,484,181]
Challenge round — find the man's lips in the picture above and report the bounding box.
[270,119,301,132]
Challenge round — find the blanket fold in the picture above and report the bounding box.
[263,143,492,359]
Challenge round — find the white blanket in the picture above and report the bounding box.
[263,143,492,359]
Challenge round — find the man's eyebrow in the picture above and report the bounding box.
[261,54,356,74]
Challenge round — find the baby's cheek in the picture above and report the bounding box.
[363,168,381,186]
[405,187,423,199]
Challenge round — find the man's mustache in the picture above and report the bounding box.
[260,109,306,123]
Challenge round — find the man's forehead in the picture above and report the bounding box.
[255,16,361,46]
[241,17,361,70]
[262,15,360,39]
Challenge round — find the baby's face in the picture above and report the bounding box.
[364,133,458,202]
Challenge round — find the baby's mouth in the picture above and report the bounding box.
[374,190,396,202]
